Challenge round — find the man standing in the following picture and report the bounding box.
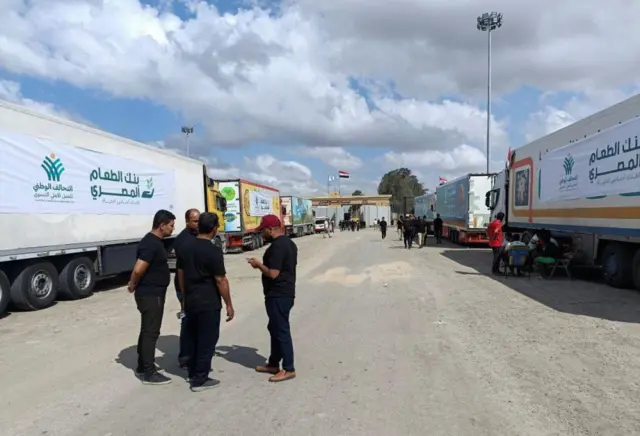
[379,217,387,240]
[248,215,297,383]
[177,212,235,392]
[433,214,443,244]
[403,215,414,249]
[128,209,176,385]
[487,212,505,274]
[173,208,200,369]
[418,216,427,248]
[323,217,332,238]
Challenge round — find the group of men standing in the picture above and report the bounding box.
[127,208,297,392]
[395,214,443,249]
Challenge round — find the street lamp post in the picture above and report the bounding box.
[181,126,194,157]
[477,12,503,174]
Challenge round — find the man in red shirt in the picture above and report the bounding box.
[487,212,505,274]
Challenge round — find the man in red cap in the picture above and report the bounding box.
[247,214,297,382]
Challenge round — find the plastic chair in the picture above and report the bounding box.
[504,247,530,278]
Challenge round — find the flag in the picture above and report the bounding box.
[338,170,350,179]
[439,176,447,185]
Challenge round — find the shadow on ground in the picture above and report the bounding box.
[115,335,266,379]
[441,248,640,324]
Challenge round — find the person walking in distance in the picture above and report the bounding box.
[248,214,297,383]
[177,212,235,392]
[403,215,414,249]
[433,214,443,244]
[487,212,505,274]
[128,209,176,385]
[172,208,200,369]
[379,217,387,240]
[323,217,332,238]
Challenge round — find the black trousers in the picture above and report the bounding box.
[176,292,190,365]
[491,247,502,273]
[185,309,221,385]
[265,297,295,372]
[435,229,442,243]
[135,294,166,375]
[404,230,414,248]
[381,228,387,239]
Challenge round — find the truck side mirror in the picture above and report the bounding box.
[221,197,227,211]
[485,192,491,208]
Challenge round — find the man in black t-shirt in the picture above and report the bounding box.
[248,214,297,383]
[379,217,387,240]
[177,212,235,392]
[172,208,200,369]
[127,209,175,385]
[433,214,443,244]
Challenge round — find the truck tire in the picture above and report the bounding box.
[632,248,640,292]
[602,243,634,289]
[0,270,10,317]
[258,234,264,247]
[59,257,96,300]
[10,262,59,311]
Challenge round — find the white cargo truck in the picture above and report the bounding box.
[0,100,209,315]
[436,173,494,244]
[486,94,640,290]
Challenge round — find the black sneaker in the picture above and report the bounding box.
[135,364,161,376]
[142,372,172,385]
[190,378,220,392]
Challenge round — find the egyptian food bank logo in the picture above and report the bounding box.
[33,153,75,202]
[558,153,578,192]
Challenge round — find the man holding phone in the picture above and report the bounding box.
[247,214,297,383]
[177,212,235,392]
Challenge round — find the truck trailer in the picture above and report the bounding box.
[216,179,282,252]
[281,196,314,237]
[0,100,227,316]
[486,94,640,290]
[414,192,437,233]
[436,173,494,244]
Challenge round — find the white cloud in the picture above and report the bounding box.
[297,146,362,170]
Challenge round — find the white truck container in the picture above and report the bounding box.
[0,100,207,315]
[436,173,494,244]
[486,94,640,290]
[414,192,436,233]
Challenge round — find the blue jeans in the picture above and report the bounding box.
[265,297,295,372]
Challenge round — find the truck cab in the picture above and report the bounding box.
[486,169,508,223]
[205,177,228,252]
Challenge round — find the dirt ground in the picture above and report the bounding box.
[2,230,640,436]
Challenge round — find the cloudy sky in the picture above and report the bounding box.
[1,0,638,195]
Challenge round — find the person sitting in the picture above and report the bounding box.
[502,234,528,276]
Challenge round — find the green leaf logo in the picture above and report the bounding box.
[563,154,574,176]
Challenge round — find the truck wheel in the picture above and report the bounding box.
[59,257,96,300]
[632,248,640,291]
[10,262,59,310]
[259,234,264,247]
[250,235,257,251]
[0,270,10,317]
[602,243,634,288]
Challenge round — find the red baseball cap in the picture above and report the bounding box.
[256,214,281,230]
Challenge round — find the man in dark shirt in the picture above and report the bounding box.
[418,217,427,247]
[172,208,200,369]
[379,217,387,240]
[127,209,175,385]
[248,214,297,383]
[433,214,443,244]
[177,212,234,392]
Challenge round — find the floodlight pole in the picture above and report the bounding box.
[477,12,503,174]
[181,126,194,157]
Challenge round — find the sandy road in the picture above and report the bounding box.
[2,230,640,435]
